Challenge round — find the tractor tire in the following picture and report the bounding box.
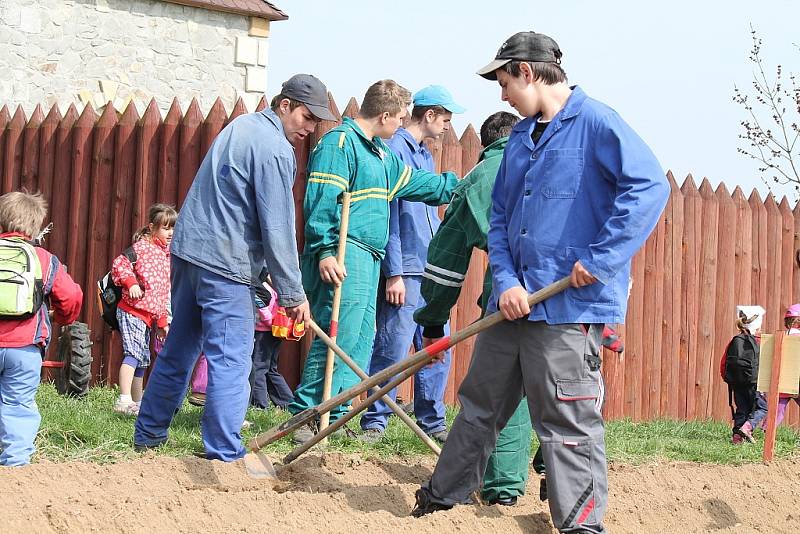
[55,322,93,398]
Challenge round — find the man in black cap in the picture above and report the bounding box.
[134,74,335,462]
[412,32,668,534]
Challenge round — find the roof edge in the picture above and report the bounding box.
[160,1,288,21]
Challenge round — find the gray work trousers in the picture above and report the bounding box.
[423,320,607,534]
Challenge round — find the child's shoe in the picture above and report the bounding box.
[114,397,140,416]
[731,433,743,445]
[738,421,755,443]
[188,392,206,407]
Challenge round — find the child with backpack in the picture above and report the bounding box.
[720,305,764,444]
[0,192,82,465]
[111,203,177,415]
[742,303,800,438]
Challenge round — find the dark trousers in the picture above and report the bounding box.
[249,331,293,409]
[731,383,756,429]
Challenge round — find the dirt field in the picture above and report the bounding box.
[2,452,799,533]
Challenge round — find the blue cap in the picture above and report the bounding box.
[412,85,466,114]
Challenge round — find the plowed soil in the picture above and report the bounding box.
[2,453,799,533]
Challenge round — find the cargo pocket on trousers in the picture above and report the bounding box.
[556,379,599,402]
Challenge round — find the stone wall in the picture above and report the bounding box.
[0,0,273,116]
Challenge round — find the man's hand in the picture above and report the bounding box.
[285,300,311,324]
[319,256,346,286]
[570,261,598,288]
[498,286,530,321]
[385,275,406,306]
[129,284,144,300]
[422,336,447,364]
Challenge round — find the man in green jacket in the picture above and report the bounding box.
[414,111,533,506]
[289,79,459,444]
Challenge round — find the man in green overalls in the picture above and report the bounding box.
[413,111,531,505]
[288,79,459,444]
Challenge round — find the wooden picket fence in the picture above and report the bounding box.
[1,95,798,427]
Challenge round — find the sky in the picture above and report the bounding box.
[266,0,800,201]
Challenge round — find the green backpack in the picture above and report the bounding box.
[0,236,44,319]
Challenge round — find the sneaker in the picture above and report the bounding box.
[539,476,548,501]
[359,428,384,444]
[114,398,139,416]
[428,430,449,445]
[241,420,252,431]
[411,487,453,518]
[188,393,206,407]
[738,422,755,443]
[292,422,317,445]
[731,433,743,445]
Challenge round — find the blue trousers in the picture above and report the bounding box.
[360,275,451,434]
[0,346,42,466]
[249,331,293,409]
[134,257,255,461]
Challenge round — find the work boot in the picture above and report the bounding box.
[188,392,206,407]
[428,429,449,444]
[539,476,548,501]
[292,422,317,445]
[359,428,384,444]
[487,496,517,506]
[411,487,452,518]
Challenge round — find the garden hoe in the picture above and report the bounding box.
[247,275,572,466]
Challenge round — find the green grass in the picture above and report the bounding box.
[33,384,800,465]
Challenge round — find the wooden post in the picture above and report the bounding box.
[763,331,785,463]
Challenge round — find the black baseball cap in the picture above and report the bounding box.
[280,74,337,121]
[476,32,562,80]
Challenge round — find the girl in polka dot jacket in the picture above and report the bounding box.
[111,204,177,415]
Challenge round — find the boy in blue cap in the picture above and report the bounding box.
[412,31,669,534]
[358,85,465,444]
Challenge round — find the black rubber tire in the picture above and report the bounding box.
[55,322,93,398]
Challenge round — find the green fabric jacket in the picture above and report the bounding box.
[303,117,459,262]
[413,136,509,330]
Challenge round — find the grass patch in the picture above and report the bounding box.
[33,384,799,465]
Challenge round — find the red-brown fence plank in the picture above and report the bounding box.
[342,97,359,120]
[644,203,666,419]
[625,240,646,420]
[66,104,97,293]
[201,98,227,161]
[695,179,718,419]
[310,92,341,149]
[3,105,26,192]
[712,184,736,421]
[37,105,61,207]
[749,190,768,313]
[680,176,701,419]
[157,99,181,208]
[0,106,10,183]
[765,194,782,334]
[228,96,248,125]
[49,105,78,265]
[21,105,44,193]
[779,197,798,427]
[84,106,118,382]
[661,173,683,419]
[177,98,202,206]
[102,102,140,384]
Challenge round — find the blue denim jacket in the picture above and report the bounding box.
[488,86,669,324]
[382,128,442,277]
[171,109,306,307]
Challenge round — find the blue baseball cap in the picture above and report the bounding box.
[412,85,466,114]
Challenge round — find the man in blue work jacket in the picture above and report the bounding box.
[359,86,465,444]
[134,74,334,462]
[412,32,669,534]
